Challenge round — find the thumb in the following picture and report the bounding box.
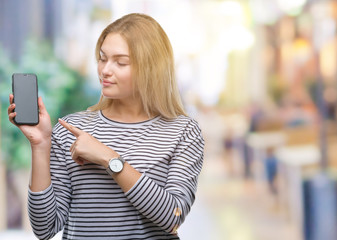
[58,118,83,137]
[38,97,47,114]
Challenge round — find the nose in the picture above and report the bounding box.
[101,61,113,77]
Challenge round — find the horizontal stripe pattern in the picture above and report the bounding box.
[28,110,204,239]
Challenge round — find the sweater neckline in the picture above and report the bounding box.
[98,110,161,128]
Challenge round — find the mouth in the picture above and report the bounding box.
[102,80,116,87]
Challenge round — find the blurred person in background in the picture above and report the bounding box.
[8,13,204,240]
[264,147,278,195]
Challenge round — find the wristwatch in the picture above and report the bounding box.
[106,156,125,175]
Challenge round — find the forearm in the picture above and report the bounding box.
[30,141,51,192]
[112,162,142,192]
[28,133,72,240]
[28,184,58,240]
[125,174,189,234]
[108,160,183,233]
[108,159,194,233]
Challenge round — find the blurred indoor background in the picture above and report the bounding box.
[1,0,337,239]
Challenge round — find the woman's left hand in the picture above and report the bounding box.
[58,118,118,167]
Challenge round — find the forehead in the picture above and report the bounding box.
[101,33,129,55]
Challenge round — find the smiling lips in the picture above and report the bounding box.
[102,80,116,87]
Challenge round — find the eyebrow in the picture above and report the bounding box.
[100,50,129,58]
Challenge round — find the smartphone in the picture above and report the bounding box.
[12,73,39,125]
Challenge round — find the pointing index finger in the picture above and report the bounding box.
[58,118,82,137]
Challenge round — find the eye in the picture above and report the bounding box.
[99,50,107,62]
[117,61,129,66]
[99,57,107,63]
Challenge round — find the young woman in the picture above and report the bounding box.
[8,13,204,239]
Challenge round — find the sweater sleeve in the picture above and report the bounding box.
[125,119,204,234]
[28,128,72,240]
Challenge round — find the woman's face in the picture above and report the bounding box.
[98,33,133,101]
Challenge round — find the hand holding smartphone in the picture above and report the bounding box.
[12,73,39,125]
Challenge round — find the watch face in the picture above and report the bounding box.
[109,159,123,173]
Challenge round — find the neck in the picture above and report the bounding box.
[103,99,151,123]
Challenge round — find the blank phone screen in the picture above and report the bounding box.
[12,73,39,125]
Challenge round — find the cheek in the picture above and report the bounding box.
[125,74,133,90]
[119,69,132,84]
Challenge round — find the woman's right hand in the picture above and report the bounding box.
[8,94,52,148]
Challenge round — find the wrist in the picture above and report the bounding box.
[31,139,51,152]
[106,156,125,176]
[102,150,119,168]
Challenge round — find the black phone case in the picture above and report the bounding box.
[12,73,39,125]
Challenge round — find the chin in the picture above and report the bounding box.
[102,95,119,100]
[102,90,119,99]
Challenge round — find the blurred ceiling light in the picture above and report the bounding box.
[277,0,307,16]
[250,0,280,24]
[219,26,255,52]
[216,1,255,51]
[228,26,255,51]
[218,0,243,19]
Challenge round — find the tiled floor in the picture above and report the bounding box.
[179,109,299,240]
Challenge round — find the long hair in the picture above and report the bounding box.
[89,13,186,119]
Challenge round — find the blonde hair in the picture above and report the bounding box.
[89,13,186,119]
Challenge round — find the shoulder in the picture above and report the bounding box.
[168,116,204,156]
[158,115,196,125]
[53,110,99,133]
[62,110,98,123]
[157,115,203,138]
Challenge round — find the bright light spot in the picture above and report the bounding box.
[218,1,243,18]
[277,0,307,15]
[223,26,255,51]
[198,49,227,106]
[250,0,280,25]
